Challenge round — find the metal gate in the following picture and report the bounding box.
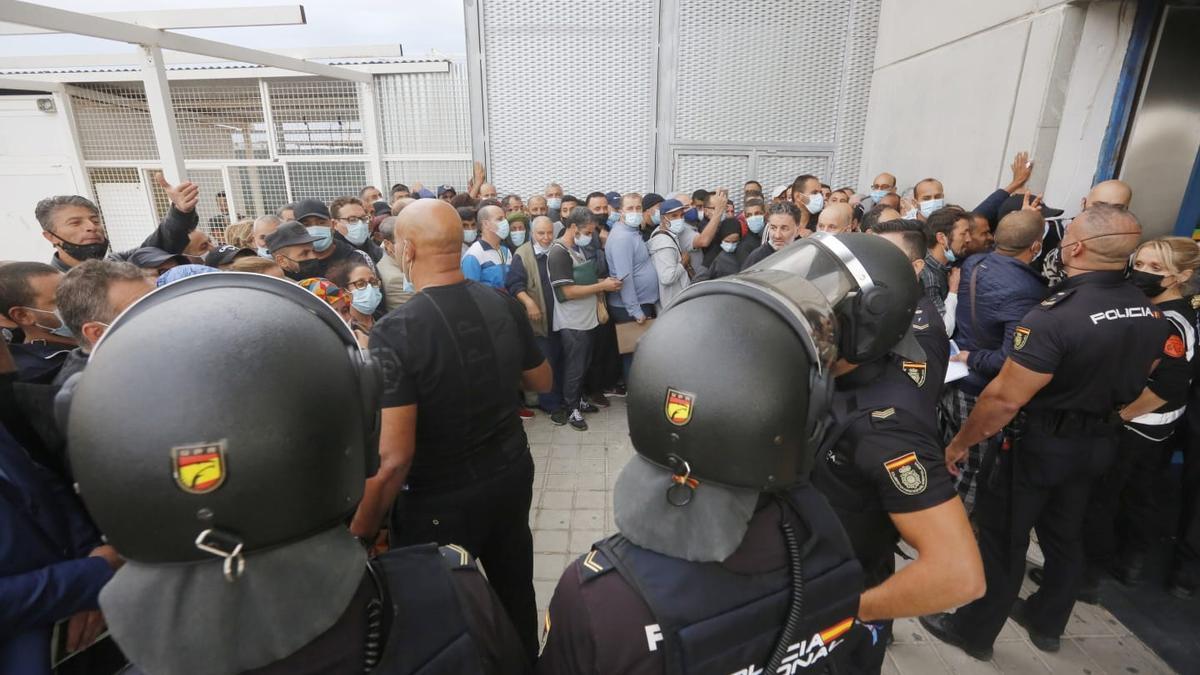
[466,0,881,200]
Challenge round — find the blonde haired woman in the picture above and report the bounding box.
[1086,236,1200,594]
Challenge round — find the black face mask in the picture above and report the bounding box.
[57,237,110,262]
[1129,269,1170,297]
[284,257,324,281]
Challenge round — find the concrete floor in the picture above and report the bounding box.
[524,396,1177,674]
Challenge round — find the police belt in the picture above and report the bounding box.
[1021,409,1121,438]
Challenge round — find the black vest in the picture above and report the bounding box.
[594,487,863,674]
[371,543,485,674]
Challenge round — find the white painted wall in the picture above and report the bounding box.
[859,0,1132,214]
[0,93,88,263]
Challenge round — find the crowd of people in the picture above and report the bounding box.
[2,151,1198,675]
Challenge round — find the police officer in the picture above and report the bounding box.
[868,219,951,417]
[921,204,1169,658]
[539,233,979,674]
[806,234,982,673]
[63,272,530,674]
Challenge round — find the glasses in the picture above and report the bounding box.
[344,278,381,291]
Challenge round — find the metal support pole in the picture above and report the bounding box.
[358,79,385,193]
[140,44,186,185]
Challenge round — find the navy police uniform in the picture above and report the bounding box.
[812,356,958,672]
[906,295,949,416]
[120,544,530,675]
[536,489,866,675]
[1083,297,1197,576]
[947,271,1169,649]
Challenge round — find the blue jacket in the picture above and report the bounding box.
[0,423,111,675]
[954,252,1048,396]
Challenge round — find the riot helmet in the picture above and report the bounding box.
[66,272,380,566]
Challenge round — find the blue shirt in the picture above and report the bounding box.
[461,239,511,291]
[1,423,111,674]
[604,223,659,319]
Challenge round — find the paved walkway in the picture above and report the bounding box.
[524,397,1177,674]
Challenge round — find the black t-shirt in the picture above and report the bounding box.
[368,281,544,490]
[1008,271,1169,414]
[813,359,956,585]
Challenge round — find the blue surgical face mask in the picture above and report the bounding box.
[624,212,641,228]
[870,189,888,202]
[25,306,74,339]
[343,219,370,245]
[257,246,271,258]
[534,242,550,256]
[495,219,511,240]
[463,229,478,244]
[668,218,686,235]
[904,208,918,220]
[944,247,958,263]
[403,279,415,293]
[546,197,562,210]
[651,211,661,225]
[805,193,824,214]
[351,285,382,315]
[307,226,333,252]
[575,233,593,248]
[746,214,765,234]
[510,230,527,246]
[720,241,738,254]
[607,211,620,227]
[920,198,945,217]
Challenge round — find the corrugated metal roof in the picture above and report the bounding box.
[0,55,458,77]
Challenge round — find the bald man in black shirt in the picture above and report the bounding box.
[353,199,552,665]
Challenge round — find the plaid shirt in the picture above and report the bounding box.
[920,253,951,314]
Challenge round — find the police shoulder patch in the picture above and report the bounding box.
[438,544,477,570]
[579,547,614,582]
[1039,288,1076,309]
[902,361,927,387]
[883,452,927,496]
[911,308,929,331]
[1013,326,1031,351]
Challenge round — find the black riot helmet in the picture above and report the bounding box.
[747,232,923,365]
[66,272,380,565]
[627,232,921,492]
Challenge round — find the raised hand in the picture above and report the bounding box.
[156,172,199,214]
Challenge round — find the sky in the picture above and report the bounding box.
[0,0,467,59]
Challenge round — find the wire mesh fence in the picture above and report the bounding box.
[267,79,365,156]
[170,80,270,161]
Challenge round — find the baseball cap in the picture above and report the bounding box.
[204,244,256,268]
[606,191,621,209]
[995,192,1064,224]
[293,198,330,222]
[772,185,790,199]
[372,200,391,217]
[613,454,760,563]
[659,198,686,215]
[127,247,192,270]
[417,188,435,199]
[265,221,318,253]
[642,193,664,212]
[437,184,456,197]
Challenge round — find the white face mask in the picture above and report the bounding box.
[804,193,824,214]
[667,218,686,235]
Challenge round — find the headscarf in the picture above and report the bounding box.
[297,277,349,312]
[704,218,744,268]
